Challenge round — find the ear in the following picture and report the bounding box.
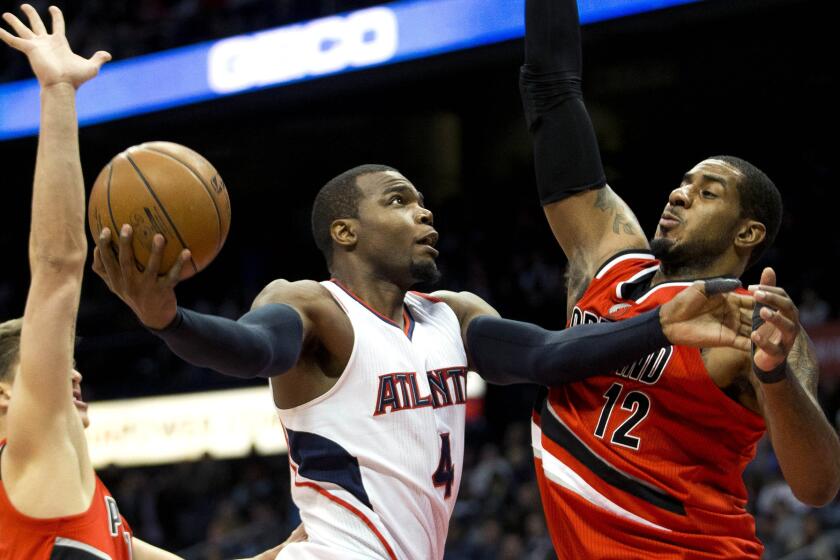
[0,382,11,415]
[734,219,766,252]
[330,218,359,252]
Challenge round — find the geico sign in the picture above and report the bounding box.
[208,7,399,93]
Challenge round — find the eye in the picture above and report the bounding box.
[389,195,405,205]
[701,190,717,199]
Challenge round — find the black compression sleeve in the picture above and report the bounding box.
[520,0,606,204]
[150,304,303,379]
[467,309,670,386]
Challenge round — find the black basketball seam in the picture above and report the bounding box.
[104,162,122,264]
[142,146,226,252]
[125,153,199,274]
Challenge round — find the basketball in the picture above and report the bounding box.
[88,141,231,280]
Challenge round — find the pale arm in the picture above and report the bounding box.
[1,5,109,459]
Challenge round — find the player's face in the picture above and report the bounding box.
[355,171,440,286]
[71,369,90,428]
[651,159,744,269]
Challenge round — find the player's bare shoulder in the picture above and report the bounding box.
[430,290,500,339]
[254,279,352,348]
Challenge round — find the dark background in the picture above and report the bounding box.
[1,0,838,557]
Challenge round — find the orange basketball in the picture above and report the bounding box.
[88,141,231,280]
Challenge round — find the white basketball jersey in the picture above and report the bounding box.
[274,280,468,560]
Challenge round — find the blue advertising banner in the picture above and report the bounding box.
[0,0,699,140]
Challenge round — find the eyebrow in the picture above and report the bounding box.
[683,172,728,188]
[382,184,425,206]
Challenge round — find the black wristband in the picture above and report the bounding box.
[751,302,789,384]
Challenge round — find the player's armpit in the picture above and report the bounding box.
[429,290,500,358]
[544,186,649,282]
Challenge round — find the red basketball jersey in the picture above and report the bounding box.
[0,440,133,559]
[533,252,766,559]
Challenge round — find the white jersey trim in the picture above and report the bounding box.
[532,420,671,533]
[595,252,656,280]
[614,265,660,300]
[635,281,694,304]
[54,537,113,560]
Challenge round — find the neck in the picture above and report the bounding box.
[331,261,408,325]
[651,256,744,286]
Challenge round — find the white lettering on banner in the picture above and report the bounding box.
[208,7,399,93]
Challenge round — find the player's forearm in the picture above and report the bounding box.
[150,304,304,378]
[29,83,87,275]
[520,0,606,206]
[467,309,669,385]
[761,372,840,506]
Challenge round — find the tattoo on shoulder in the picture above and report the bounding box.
[594,188,639,237]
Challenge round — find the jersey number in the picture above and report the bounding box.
[594,382,650,450]
[433,433,455,499]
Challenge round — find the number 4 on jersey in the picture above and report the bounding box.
[433,433,455,498]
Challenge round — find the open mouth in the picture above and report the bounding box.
[416,231,440,256]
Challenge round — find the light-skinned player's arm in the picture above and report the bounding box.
[436,279,753,385]
[520,0,648,304]
[747,268,840,506]
[0,4,109,515]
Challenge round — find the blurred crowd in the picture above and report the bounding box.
[98,417,840,559]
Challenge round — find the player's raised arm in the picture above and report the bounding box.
[520,0,648,295]
[436,280,753,385]
[1,5,109,462]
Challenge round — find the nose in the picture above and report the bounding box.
[72,370,82,384]
[416,206,434,226]
[668,186,692,209]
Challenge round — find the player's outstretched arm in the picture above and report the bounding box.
[1,3,109,492]
[93,228,328,379]
[521,0,648,299]
[441,280,752,386]
[748,268,840,506]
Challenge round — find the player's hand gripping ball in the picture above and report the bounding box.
[88,141,231,280]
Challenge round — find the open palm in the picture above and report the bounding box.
[0,4,110,89]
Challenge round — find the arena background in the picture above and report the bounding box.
[1,0,838,557]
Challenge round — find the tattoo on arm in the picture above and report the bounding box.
[788,330,819,397]
[594,188,640,237]
[565,261,590,318]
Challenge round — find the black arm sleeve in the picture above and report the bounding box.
[149,303,304,379]
[467,309,670,386]
[520,0,606,205]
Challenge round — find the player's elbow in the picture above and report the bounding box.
[792,475,840,507]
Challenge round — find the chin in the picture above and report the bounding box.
[410,259,442,286]
[650,237,675,261]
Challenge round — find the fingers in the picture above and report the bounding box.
[731,335,752,353]
[759,266,776,288]
[48,5,63,36]
[95,227,123,286]
[117,224,138,272]
[164,249,191,288]
[20,4,46,35]
[702,277,741,295]
[752,330,785,357]
[759,305,797,335]
[2,11,34,38]
[89,49,111,69]
[0,26,24,49]
[144,234,166,278]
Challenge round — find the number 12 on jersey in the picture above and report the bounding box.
[594,382,651,450]
[433,433,455,498]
